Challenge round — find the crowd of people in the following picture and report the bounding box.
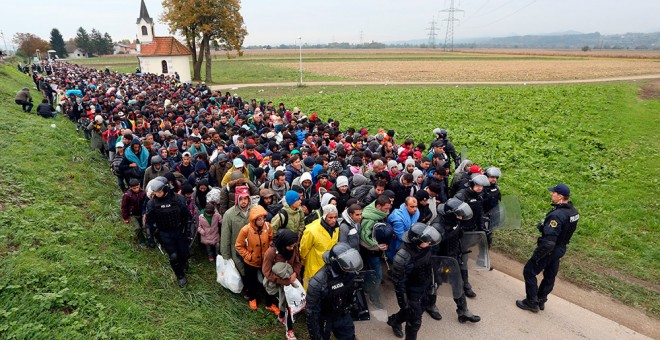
[18,59,579,340]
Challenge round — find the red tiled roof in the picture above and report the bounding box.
[139,37,192,56]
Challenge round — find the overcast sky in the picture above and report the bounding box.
[2,0,659,48]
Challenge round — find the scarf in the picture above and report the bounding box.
[125,145,150,171]
[273,229,298,260]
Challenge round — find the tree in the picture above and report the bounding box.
[49,28,68,58]
[75,27,92,55]
[12,33,50,58]
[101,33,114,55]
[162,0,248,82]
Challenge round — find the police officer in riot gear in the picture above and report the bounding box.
[482,167,502,247]
[387,222,442,340]
[517,183,579,312]
[428,198,481,324]
[453,174,490,297]
[306,242,363,340]
[145,177,192,288]
[432,128,460,169]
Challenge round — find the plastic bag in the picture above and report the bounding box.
[216,256,244,294]
[284,279,306,316]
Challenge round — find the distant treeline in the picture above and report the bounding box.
[246,32,660,50]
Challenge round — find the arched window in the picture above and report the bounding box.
[161,60,168,74]
[141,26,148,36]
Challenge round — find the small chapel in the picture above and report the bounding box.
[136,0,192,83]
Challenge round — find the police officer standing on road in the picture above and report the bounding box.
[387,222,443,340]
[516,183,579,312]
[482,167,502,248]
[145,177,192,288]
[306,242,363,340]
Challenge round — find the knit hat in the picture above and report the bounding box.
[285,190,300,206]
[387,160,398,170]
[230,170,243,181]
[336,176,349,188]
[303,157,315,168]
[412,169,423,180]
[253,167,265,179]
[168,141,178,150]
[181,183,194,194]
[405,158,416,168]
[415,189,430,202]
[322,204,338,219]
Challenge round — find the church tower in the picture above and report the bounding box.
[136,0,154,44]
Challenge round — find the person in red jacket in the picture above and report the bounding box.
[121,179,147,248]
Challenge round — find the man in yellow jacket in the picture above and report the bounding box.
[299,204,339,289]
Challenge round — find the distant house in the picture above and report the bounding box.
[135,0,192,83]
[114,43,138,55]
[65,45,89,59]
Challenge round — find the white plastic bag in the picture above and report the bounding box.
[216,256,244,294]
[284,279,306,316]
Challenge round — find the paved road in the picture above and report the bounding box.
[211,74,660,90]
[354,255,653,340]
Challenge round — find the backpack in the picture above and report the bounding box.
[110,156,122,176]
[276,209,289,231]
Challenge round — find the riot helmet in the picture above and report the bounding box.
[444,198,473,220]
[403,222,441,246]
[470,174,490,187]
[433,128,448,140]
[323,242,363,272]
[485,166,501,178]
[146,176,168,198]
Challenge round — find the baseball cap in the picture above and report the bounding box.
[233,158,244,168]
[548,183,570,197]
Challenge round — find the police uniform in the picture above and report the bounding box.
[145,190,192,283]
[453,187,485,297]
[306,264,357,340]
[521,201,579,309]
[481,182,501,246]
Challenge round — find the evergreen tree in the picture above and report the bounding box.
[90,29,103,56]
[101,32,114,55]
[75,27,92,55]
[49,28,68,58]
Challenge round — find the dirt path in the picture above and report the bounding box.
[211,74,660,90]
[355,251,658,339]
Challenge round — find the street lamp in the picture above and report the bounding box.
[297,36,303,86]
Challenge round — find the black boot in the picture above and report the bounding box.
[516,298,539,313]
[425,305,442,320]
[538,297,547,311]
[177,276,187,288]
[455,295,481,323]
[387,315,404,338]
[461,270,476,298]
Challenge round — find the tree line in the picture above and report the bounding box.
[12,27,114,59]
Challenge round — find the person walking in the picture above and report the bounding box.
[517,183,579,312]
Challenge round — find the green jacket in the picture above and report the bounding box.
[360,201,389,250]
[271,201,305,236]
[220,205,251,276]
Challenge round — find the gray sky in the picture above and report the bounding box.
[2,0,659,48]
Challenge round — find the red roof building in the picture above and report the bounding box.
[139,37,192,57]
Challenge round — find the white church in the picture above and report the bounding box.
[136,0,192,83]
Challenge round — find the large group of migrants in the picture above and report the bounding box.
[18,59,579,340]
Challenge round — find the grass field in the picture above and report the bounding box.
[72,49,660,85]
[1,51,658,338]
[0,64,292,339]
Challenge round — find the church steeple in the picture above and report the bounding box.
[136,0,154,44]
[137,0,153,24]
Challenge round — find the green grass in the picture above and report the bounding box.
[236,82,660,316]
[0,64,294,339]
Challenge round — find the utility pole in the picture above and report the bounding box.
[441,0,463,52]
[297,36,303,86]
[426,17,439,49]
[0,30,8,54]
[359,31,364,46]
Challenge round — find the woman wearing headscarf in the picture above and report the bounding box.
[262,229,302,340]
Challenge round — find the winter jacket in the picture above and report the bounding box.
[121,189,146,220]
[360,201,389,250]
[198,212,221,245]
[15,88,32,101]
[142,164,171,188]
[270,201,306,236]
[220,204,251,276]
[299,218,339,289]
[387,203,420,260]
[235,206,273,268]
[210,161,232,186]
[338,209,361,250]
[87,121,107,150]
[285,164,303,185]
[221,165,250,186]
[262,245,302,286]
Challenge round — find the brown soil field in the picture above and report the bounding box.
[277,59,660,82]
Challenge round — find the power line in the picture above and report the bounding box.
[426,17,439,49]
[441,0,463,51]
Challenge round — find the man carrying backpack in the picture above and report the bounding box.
[271,190,305,237]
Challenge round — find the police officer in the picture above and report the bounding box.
[145,177,192,288]
[453,174,490,298]
[517,183,579,312]
[482,167,501,246]
[432,128,460,169]
[306,242,363,340]
[387,222,442,340]
[427,199,481,324]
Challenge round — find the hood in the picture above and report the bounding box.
[248,205,268,228]
[341,209,358,228]
[363,201,388,220]
[352,174,369,187]
[320,192,336,207]
[195,161,207,172]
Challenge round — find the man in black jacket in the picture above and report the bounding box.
[517,183,579,312]
[36,99,55,118]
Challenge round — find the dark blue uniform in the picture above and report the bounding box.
[523,202,579,305]
[306,265,357,340]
